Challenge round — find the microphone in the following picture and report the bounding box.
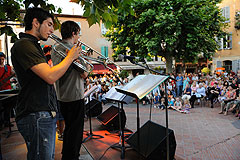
[118,54,142,61]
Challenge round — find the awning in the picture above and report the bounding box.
[92,64,117,74]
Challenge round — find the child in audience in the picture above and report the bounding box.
[159,97,166,110]
[172,97,182,111]
[182,99,191,113]
[168,96,175,108]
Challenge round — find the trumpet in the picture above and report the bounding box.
[49,34,122,73]
[49,34,93,73]
[77,41,123,71]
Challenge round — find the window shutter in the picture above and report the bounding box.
[229,32,232,49]
[215,37,221,50]
[220,38,223,50]
[217,61,222,68]
[101,23,107,35]
[225,6,230,22]
[238,60,240,72]
[221,8,225,17]
[232,60,238,73]
[104,46,108,57]
[101,46,105,56]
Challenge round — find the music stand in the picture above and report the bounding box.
[104,86,133,159]
[116,74,169,158]
[0,93,18,138]
[82,85,104,143]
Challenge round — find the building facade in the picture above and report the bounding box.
[213,0,240,73]
[0,13,166,76]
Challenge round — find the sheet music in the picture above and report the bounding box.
[104,86,132,104]
[116,74,169,99]
[105,86,125,101]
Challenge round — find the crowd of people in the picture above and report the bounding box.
[83,71,240,118]
[130,71,240,117]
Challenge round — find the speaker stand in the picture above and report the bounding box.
[83,97,104,143]
[110,102,131,159]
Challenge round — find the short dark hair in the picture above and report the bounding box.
[61,21,80,39]
[0,52,6,58]
[24,7,54,31]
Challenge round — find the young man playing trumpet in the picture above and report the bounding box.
[51,20,89,160]
[11,8,81,160]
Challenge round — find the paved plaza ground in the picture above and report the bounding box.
[1,101,240,160]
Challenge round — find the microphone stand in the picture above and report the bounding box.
[128,59,172,160]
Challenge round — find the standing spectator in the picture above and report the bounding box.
[0,52,15,129]
[182,74,190,91]
[192,73,199,82]
[176,73,183,97]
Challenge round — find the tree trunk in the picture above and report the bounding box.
[165,53,173,74]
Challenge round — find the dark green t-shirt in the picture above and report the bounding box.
[11,33,57,121]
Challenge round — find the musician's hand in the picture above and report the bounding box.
[67,42,82,61]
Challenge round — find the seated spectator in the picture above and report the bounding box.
[168,97,175,108]
[229,94,240,117]
[189,83,206,108]
[219,85,236,116]
[182,99,191,113]
[159,97,167,110]
[182,83,191,100]
[153,92,160,108]
[223,80,229,88]
[206,82,220,108]
[172,97,182,110]
[191,81,198,93]
[142,94,151,105]
[218,86,227,102]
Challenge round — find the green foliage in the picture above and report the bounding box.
[119,70,129,78]
[0,0,62,42]
[73,0,134,28]
[105,0,227,72]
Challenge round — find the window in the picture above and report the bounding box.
[221,6,230,23]
[223,60,232,72]
[101,46,108,57]
[101,23,108,35]
[216,32,232,50]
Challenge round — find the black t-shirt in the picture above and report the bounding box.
[11,33,58,121]
[208,87,220,96]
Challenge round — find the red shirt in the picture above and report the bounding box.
[0,65,12,90]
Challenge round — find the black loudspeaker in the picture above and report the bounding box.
[97,105,126,131]
[126,120,176,160]
[85,99,102,117]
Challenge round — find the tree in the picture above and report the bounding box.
[105,0,228,73]
[0,0,134,42]
[70,0,134,28]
